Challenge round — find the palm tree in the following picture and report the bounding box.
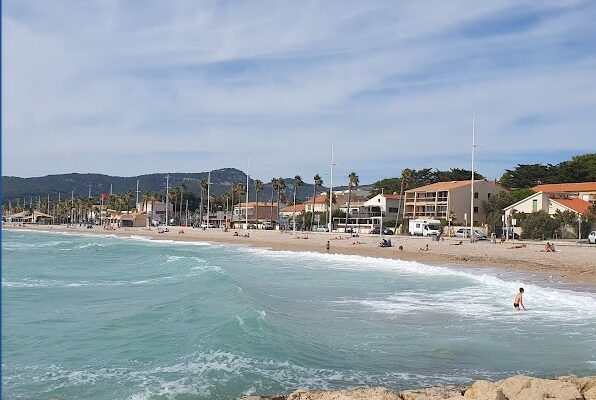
[276,177,286,229]
[292,175,303,233]
[345,172,359,231]
[310,174,323,229]
[269,178,278,224]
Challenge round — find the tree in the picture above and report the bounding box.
[254,179,264,224]
[310,174,323,229]
[276,177,286,228]
[292,175,303,231]
[269,178,278,224]
[480,188,534,233]
[521,211,559,239]
[344,172,359,230]
[199,179,208,224]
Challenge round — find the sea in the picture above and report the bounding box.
[2,229,596,399]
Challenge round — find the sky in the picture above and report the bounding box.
[2,0,596,184]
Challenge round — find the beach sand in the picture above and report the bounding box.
[6,224,596,285]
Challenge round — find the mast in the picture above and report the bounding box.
[329,139,335,232]
[206,171,211,227]
[245,157,249,229]
[470,114,476,243]
[165,174,170,227]
[135,179,140,207]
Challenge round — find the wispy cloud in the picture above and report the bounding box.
[3,0,595,183]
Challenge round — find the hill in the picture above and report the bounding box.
[2,169,325,204]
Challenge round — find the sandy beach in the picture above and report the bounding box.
[7,224,596,286]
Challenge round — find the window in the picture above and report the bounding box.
[532,199,538,212]
[474,192,479,199]
[473,207,479,213]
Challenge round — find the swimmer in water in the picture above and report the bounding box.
[514,288,526,311]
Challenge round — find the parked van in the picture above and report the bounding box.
[409,219,441,236]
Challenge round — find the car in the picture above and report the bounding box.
[370,227,394,235]
[315,226,329,232]
[493,227,520,240]
[200,222,215,228]
[261,222,274,230]
[455,228,487,240]
[247,224,258,229]
[589,231,596,244]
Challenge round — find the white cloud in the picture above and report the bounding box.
[2,0,595,183]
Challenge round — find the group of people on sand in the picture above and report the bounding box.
[541,242,556,252]
[232,231,250,238]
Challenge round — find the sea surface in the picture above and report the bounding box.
[2,229,596,399]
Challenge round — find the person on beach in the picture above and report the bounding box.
[418,244,429,251]
[541,242,556,252]
[514,288,526,311]
[326,241,330,252]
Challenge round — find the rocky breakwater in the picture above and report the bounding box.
[240,375,596,400]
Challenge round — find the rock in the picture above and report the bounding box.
[497,375,581,400]
[584,387,596,400]
[464,380,506,400]
[286,387,401,400]
[400,385,464,400]
[580,376,596,394]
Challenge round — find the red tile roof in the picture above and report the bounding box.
[304,194,328,204]
[533,182,596,193]
[406,180,486,192]
[551,198,591,215]
[383,194,403,200]
[281,204,306,212]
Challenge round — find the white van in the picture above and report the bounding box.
[409,219,441,236]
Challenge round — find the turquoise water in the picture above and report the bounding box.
[2,230,596,399]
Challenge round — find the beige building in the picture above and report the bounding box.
[304,194,333,214]
[105,210,147,228]
[404,180,507,225]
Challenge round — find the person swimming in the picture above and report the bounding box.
[514,288,526,311]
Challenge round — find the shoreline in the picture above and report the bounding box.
[239,374,596,400]
[4,224,596,286]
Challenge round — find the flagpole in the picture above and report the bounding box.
[329,139,335,232]
[165,174,170,227]
[206,171,211,228]
[470,114,476,243]
[245,157,250,229]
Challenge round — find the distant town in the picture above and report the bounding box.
[3,153,595,241]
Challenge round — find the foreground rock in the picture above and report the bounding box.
[239,375,595,400]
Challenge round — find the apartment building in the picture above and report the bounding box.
[403,180,506,225]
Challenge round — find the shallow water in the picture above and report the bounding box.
[2,229,596,399]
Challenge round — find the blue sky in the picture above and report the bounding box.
[2,0,596,184]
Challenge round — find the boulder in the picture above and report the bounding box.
[584,386,596,400]
[400,386,464,400]
[580,376,596,394]
[464,380,506,400]
[286,387,401,400]
[497,375,581,400]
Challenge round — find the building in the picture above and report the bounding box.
[404,180,507,225]
[502,190,592,238]
[136,201,173,225]
[504,192,592,221]
[363,193,404,220]
[531,182,596,204]
[304,194,332,214]
[105,210,147,228]
[232,202,278,227]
